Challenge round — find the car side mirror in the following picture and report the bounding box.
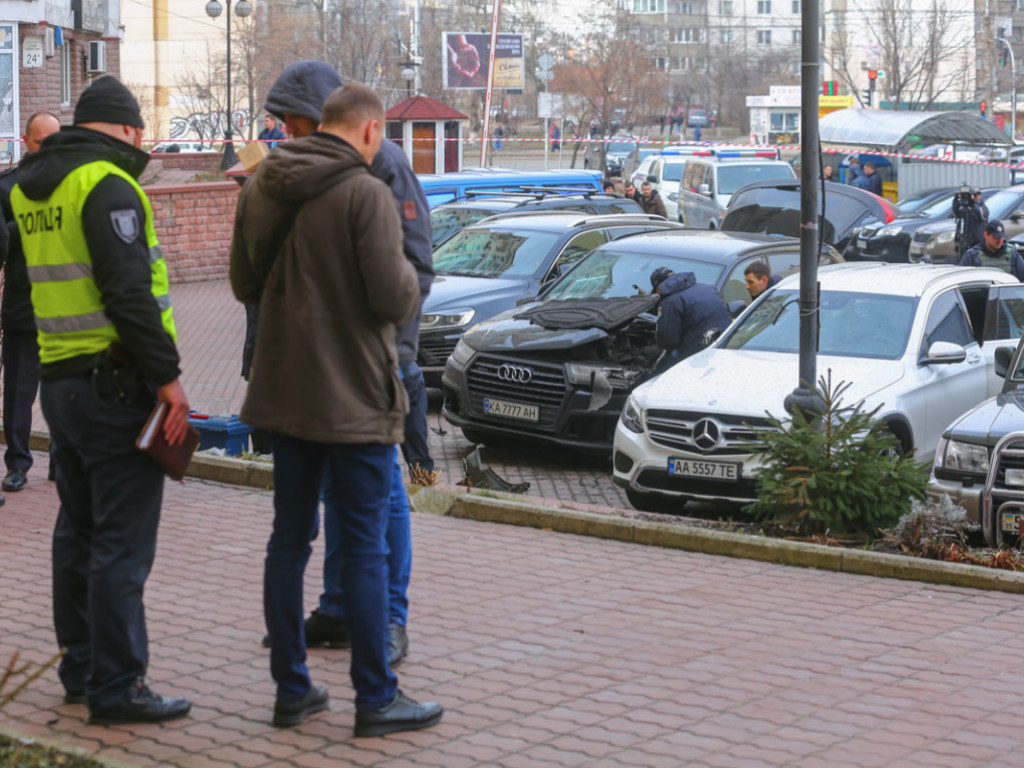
[925,340,968,365]
[1012,210,1024,221]
[995,344,1015,377]
[698,183,711,196]
[646,174,658,183]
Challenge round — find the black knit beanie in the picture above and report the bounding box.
[73,76,144,128]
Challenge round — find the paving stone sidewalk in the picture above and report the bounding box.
[4,463,1024,768]
[6,278,1024,767]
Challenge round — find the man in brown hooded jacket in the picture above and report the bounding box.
[229,84,443,736]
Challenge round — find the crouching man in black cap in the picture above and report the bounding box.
[10,75,192,724]
[959,220,1024,281]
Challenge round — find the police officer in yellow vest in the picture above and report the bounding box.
[10,76,192,725]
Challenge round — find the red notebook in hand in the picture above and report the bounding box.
[136,401,201,481]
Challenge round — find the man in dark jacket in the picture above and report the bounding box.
[12,77,192,724]
[256,61,434,671]
[0,111,59,494]
[256,114,285,148]
[651,267,732,369]
[640,181,667,218]
[959,220,1024,281]
[231,84,442,736]
[851,160,883,196]
[743,261,782,301]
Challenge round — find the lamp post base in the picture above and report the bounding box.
[220,134,239,172]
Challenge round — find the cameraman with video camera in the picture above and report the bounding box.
[951,185,988,258]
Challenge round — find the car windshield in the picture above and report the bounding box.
[430,207,501,247]
[433,228,562,278]
[986,189,1024,219]
[717,164,796,196]
[896,192,942,213]
[607,141,635,154]
[918,194,957,217]
[663,162,686,182]
[722,289,917,359]
[543,248,724,300]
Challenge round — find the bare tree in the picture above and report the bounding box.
[829,0,972,109]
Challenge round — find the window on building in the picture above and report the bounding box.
[721,28,734,43]
[676,1,695,12]
[757,0,771,12]
[758,29,772,44]
[792,30,800,43]
[634,0,666,11]
[792,0,800,11]
[695,57,707,71]
[61,42,71,106]
[719,0,732,13]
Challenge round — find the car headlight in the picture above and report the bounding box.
[940,439,989,474]
[566,363,644,390]
[450,338,476,367]
[877,225,902,238]
[620,394,645,433]
[421,309,475,331]
[929,232,955,248]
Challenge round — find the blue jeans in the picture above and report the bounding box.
[265,434,396,711]
[400,361,433,474]
[319,445,411,626]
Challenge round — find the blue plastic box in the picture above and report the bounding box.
[187,412,254,456]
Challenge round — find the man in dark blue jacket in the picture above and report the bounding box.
[651,267,732,370]
[0,111,60,495]
[258,61,434,671]
[959,220,1024,281]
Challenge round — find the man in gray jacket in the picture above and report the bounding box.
[230,84,442,736]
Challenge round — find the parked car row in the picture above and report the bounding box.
[422,168,1024,540]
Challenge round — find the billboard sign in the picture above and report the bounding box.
[443,32,524,90]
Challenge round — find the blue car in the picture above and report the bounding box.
[417,168,604,208]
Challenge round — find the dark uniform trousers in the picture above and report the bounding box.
[41,373,163,708]
[2,328,40,473]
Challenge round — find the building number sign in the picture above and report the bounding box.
[22,37,42,68]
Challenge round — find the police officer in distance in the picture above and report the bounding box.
[959,220,1024,281]
[10,76,193,724]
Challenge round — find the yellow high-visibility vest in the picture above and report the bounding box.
[11,160,176,364]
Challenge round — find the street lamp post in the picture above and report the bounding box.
[205,0,252,171]
[997,37,1017,140]
[399,59,417,98]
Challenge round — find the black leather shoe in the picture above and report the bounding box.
[387,623,408,668]
[354,690,443,737]
[88,681,191,725]
[2,470,26,492]
[262,609,351,649]
[272,684,329,728]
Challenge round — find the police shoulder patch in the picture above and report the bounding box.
[110,209,140,243]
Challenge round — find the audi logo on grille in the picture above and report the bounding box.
[496,364,534,383]
[692,418,722,452]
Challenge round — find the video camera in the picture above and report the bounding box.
[952,182,976,218]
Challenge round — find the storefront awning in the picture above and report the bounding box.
[819,108,1012,149]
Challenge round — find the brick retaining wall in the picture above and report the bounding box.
[146,181,239,283]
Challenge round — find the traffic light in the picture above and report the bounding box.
[1001,48,1009,67]
[862,89,872,107]
[867,69,878,81]
[822,80,837,96]
[981,100,987,118]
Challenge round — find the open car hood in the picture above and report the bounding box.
[722,180,897,246]
[513,296,659,331]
